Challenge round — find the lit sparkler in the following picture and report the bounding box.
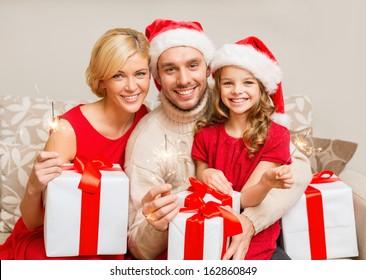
[48,101,60,133]
[151,134,192,186]
[292,129,322,156]
[285,129,322,164]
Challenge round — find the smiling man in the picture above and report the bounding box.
[124,19,312,260]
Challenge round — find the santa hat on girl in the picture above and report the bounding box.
[145,19,215,88]
[210,36,291,128]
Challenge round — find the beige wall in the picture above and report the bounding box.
[1,0,365,174]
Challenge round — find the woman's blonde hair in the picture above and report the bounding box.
[86,28,150,97]
[195,67,275,157]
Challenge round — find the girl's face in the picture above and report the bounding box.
[219,66,261,118]
[100,52,150,113]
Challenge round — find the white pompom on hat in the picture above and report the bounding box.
[145,19,215,90]
[211,36,291,128]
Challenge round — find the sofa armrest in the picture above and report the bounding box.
[339,167,366,260]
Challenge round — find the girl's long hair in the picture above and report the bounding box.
[195,68,275,157]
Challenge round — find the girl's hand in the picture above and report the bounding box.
[202,168,233,194]
[263,165,294,189]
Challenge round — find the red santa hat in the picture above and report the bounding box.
[145,19,215,88]
[211,36,290,128]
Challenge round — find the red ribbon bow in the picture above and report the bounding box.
[310,170,340,184]
[185,177,233,207]
[305,170,340,260]
[62,156,119,255]
[179,177,242,260]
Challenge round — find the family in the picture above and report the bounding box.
[0,18,312,260]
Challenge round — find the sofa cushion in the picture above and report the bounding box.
[0,95,87,233]
[284,95,312,135]
[284,95,357,175]
[0,95,83,145]
[0,142,41,232]
[306,137,358,175]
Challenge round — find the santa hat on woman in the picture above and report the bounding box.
[145,19,215,89]
[210,36,291,128]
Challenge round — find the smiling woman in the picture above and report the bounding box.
[0,27,150,260]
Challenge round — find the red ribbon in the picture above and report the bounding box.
[305,170,340,259]
[180,177,242,260]
[186,177,233,207]
[310,170,340,184]
[62,156,120,255]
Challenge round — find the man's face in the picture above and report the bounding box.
[156,46,210,111]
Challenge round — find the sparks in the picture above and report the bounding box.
[151,134,192,184]
[292,130,322,156]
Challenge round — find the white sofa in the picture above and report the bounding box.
[0,94,365,259]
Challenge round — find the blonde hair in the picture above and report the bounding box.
[86,28,150,97]
[195,68,275,157]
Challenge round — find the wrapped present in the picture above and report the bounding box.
[281,170,358,259]
[44,157,129,257]
[168,177,242,260]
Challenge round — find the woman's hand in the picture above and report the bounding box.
[27,151,64,194]
[141,183,179,232]
[20,151,64,230]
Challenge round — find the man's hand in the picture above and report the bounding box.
[222,210,255,260]
[141,184,179,231]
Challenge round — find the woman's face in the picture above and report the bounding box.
[219,66,261,118]
[100,52,150,113]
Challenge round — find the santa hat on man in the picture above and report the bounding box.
[145,19,215,89]
[210,36,291,128]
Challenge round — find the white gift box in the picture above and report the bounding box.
[168,212,226,260]
[44,164,129,257]
[281,173,358,259]
[168,189,241,260]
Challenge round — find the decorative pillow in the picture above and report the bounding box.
[284,95,313,135]
[0,95,85,145]
[0,142,41,232]
[291,135,358,176]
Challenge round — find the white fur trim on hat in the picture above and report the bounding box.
[271,112,292,129]
[211,44,283,94]
[149,28,215,80]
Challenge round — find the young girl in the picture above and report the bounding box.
[0,28,150,259]
[192,36,293,260]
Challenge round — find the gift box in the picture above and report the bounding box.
[168,177,242,260]
[281,170,358,260]
[44,158,129,257]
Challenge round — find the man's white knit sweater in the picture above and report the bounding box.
[124,89,312,260]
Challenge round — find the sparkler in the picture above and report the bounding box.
[48,101,60,133]
[151,134,192,187]
[285,129,322,164]
[35,83,60,150]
